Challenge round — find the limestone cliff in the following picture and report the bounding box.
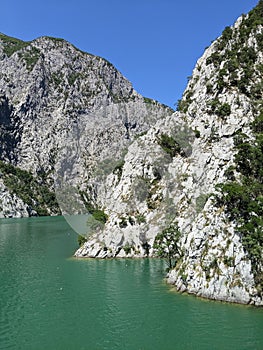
[0,34,173,217]
[75,2,263,305]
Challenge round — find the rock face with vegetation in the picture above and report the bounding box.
[1,2,262,306]
[0,33,173,218]
[75,2,263,306]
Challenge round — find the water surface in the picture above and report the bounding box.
[0,216,262,349]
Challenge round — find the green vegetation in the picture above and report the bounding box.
[216,103,231,117]
[212,1,263,291]
[92,209,108,224]
[0,34,28,57]
[144,97,156,105]
[157,133,182,158]
[123,244,132,255]
[176,90,193,113]
[135,213,146,224]
[157,126,194,159]
[207,99,231,117]
[153,223,182,269]
[77,234,87,247]
[216,111,263,292]
[206,52,221,67]
[143,97,174,114]
[50,72,64,87]
[78,190,108,225]
[68,72,81,85]
[44,36,65,43]
[204,1,263,99]
[0,161,60,216]
[18,47,41,71]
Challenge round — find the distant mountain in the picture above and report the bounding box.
[0,33,173,217]
[0,0,262,306]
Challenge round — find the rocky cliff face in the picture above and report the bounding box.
[0,2,262,306]
[75,2,263,305]
[0,34,173,217]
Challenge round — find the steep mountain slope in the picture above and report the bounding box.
[76,2,263,305]
[0,34,173,217]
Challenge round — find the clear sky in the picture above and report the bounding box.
[1,0,259,108]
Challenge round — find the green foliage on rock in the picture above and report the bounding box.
[92,209,108,224]
[216,111,263,292]
[176,90,193,113]
[204,1,263,99]
[157,133,182,158]
[153,223,182,269]
[123,244,132,255]
[78,234,87,247]
[0,34,28,57]
[18,47,41,71]
[0,161,60,216]
[207,99,231,117]
[216,103,231,117]
[78,190,108,225]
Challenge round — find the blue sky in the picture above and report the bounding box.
[1,0,259,108]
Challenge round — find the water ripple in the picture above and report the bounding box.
[0,217,262,350]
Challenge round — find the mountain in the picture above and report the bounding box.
[0,1,262,306]
[0,33,173,217]
[75,1,262,305]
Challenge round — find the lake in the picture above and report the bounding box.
[0,216,262,350]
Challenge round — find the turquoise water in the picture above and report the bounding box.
[0,216,262,350]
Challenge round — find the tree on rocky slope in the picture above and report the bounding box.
[153,223,182,269]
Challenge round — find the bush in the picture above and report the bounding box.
[78,235,87,246]
[157,133,181,158]
[92,209,108,224]
[207,100,231,117]
[216,103,231,117]
[206,52,221,67]
[123,244,132,255]
[153,223,182,269]
[136,214,146,224]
